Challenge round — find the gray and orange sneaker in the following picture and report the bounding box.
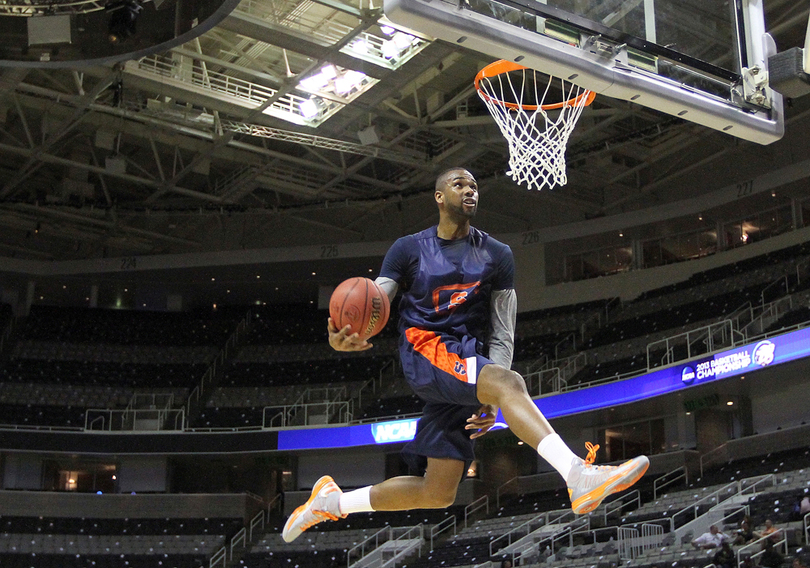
[567,443,649,514]
[282,475,345,543]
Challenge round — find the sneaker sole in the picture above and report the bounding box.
[570,456,649,515]
[282,475,336,543]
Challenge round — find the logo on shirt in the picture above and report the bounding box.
[453,361,467,375]
[432,281,480,313]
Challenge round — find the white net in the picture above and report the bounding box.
[476,62,594,191]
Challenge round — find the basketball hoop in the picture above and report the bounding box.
[475,60,595,191]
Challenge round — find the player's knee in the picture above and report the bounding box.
[496,368,528,396]
[423,487,457,509]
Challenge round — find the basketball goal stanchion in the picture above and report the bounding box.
[475,60,595,191]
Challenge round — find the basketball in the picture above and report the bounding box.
[329,277,390,341]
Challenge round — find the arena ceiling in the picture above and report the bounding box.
[0,0,807,262]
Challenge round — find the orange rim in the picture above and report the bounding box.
[474,59,596,111]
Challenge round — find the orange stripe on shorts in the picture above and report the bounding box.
[405,328,469,382]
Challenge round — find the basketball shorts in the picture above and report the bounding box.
[398,328,493,474]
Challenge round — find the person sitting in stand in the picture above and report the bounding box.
[734,516,755,545]
[754,519,781,544]
[691,525,727,549]
[759,539,783,568]
[714,541,736,568]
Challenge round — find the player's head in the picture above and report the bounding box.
[434,167,478,220]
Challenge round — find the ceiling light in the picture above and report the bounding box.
[350,38,370,55]
[299,72,329,92]
[382,39,399,59]
[393,32,414,50]
[335,70,366,94]
[726,401,734,406]
[300,97,325,118]
[321,65,337,80]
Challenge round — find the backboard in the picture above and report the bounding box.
[384,0,784,144]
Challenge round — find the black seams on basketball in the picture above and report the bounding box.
[329,277,390,341]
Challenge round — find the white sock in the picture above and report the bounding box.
[537,433,579,482]
[338,486,375,516]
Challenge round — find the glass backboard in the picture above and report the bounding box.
[384,0,784,144]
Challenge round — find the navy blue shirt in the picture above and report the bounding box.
[380,225,515,343]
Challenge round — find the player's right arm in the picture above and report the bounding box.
[328,237,409,352]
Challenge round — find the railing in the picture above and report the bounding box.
[700,444,731,477]
[738,473,775,496]
[357,359,394,410]
[740,295,793,338]
[525,367,565,397]
[129,55,324,123]
[760,275,790,306]
[348,525,391,567]
[647,320,736,369]
[85,408,185,431]
[603,490,641,523]
[465,495,489,528]
[804,510,809,544]
[0,311,17,356]
[736,532,788,568]
[618,523,664,559]
[430,516,455,552]
[249,508,266,543]
[496,476,519,509]
[186,311,251,426]
[654,466,688,499]
[126,392,174,411]
[263,386,353,428]
[554,332,577,359]
[671,481,739,531]
[230,527,246,561]
[209,545,226,568]
[382,525,424,568]
[489,509,585,558]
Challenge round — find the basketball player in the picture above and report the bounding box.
[282,168,648,542]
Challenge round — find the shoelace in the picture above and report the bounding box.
[583,442,616,471]
[584,442,599,464]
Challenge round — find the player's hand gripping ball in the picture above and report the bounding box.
[329,277,390,341]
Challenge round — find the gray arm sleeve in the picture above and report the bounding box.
[489,288,516,369]
[374,276,399,304]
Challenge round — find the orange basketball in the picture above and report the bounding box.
[329,277,390,341]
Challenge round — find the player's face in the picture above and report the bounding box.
[439,171,478,218]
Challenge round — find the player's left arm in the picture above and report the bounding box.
[488,243,516,371]
[469,244,517,437]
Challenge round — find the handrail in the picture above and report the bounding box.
[647,320,735,369]
[604,489,640,522]
[671,481,739,530]
[736,532,788,568]
[496,476,519,509]
[465,495,489,528]
[654,466,688,499]
[700,444,731,477]
[249,508,265,542]
[209,545,226,568]
[185,310,251,426]
[489,509,581,557]
[380,525,424,568]
[804,510,809,545]
[229,527,246,561]
[760,275,789,306]
[347,525,391,568]
[430,516,455,551]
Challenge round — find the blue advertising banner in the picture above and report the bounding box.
[277,327,810,451]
